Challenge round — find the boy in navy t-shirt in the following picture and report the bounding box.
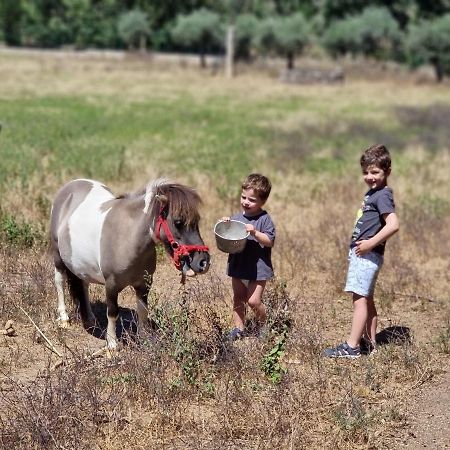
[221,174,275,340]
[324,144,400,358]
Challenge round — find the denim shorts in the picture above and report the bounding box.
[344,248,383,297]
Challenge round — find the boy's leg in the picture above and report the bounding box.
[347,293,368,349]
[231,277,247,331]
[246,280,267,324]
[363,296,377,348]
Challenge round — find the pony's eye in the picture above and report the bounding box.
[174,220,184,229]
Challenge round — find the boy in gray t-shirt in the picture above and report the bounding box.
[324,144,400,358]
[221,174,275,340]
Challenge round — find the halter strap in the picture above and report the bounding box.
[154,210,209,271]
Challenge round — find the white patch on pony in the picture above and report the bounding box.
[106,311,118,349]
[67,181,114,284]
[55,268,69,325]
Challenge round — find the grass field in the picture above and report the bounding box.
[0,52,449,449]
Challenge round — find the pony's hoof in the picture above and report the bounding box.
[90,345,119,359]
[57,319,70,329]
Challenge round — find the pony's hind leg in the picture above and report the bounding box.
[105,283,120,350]
[55,267,70,328]
[66,271,96,329]
[80,281,96,330]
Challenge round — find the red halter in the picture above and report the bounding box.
[154,210,209,271]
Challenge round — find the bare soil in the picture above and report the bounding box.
[396,366,450,449]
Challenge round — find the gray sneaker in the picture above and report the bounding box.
[324,341,361,359]
[226,327,245,341]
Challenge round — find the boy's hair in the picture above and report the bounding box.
[360,144,391,172]
[242,173,272,201]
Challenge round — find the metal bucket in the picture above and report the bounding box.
[214,220,249,254]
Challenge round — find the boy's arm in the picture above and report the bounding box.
[355,212,399,256]
[246,224,274,248]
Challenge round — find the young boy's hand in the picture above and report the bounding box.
[221,217,230,222]
[355,239,373,256]
[246,224,256,235]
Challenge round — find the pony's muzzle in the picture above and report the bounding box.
[199,257,209,271]
[192,253,210,274]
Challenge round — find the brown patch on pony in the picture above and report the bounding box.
[154,183,201,226]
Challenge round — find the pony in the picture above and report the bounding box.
[50,178,210,349]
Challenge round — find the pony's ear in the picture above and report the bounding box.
[155,194,168,205]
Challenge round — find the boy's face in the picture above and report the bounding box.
[240,188,265,216]
[362,164,390,190]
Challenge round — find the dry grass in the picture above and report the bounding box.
[0,52,449,449]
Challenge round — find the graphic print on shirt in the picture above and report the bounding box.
[352,195,368,240]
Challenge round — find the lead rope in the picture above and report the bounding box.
[181,261,189,285]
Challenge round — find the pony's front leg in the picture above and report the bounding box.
[105,284,120,350]
[55,267,69,328]
[134,283,150,331]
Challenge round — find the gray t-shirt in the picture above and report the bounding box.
[350,187,395,255]
[227,210,275,280]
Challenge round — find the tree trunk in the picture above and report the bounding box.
[139,34,146,54]
[287,52,294,70]
[200,51,206,69]
[434,62,444,82]
[225,24,235,78]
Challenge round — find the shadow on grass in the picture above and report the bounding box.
[359,326,411,355]
[83,300,159,345]
[376,325,411,346]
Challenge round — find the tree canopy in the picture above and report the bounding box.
[408,13,450,81]
[1,0,450,80]
[171,8,222,67]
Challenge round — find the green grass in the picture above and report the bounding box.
[0,94,264,194]
[1,63,450,203]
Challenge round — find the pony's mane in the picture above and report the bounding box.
[146,179,201,225]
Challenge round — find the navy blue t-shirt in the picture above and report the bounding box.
[227,210,275,280]
[350,187,395,255]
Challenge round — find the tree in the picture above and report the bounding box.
[118,9,151,51]
[235,13,259,61]
[0,0,22,45]
[255,13,310,70]
[18,0,122,48]
[171,8,223,68]
[408,14,450,82]
[322,7,402,60]
[210,1,254,78]
[273,13,310,69]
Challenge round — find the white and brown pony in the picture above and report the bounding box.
[50,178,210,349]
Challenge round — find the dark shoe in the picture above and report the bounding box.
[227,327,244,341]
[324,341,361,359]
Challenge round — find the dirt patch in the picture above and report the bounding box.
[396,365,450,449]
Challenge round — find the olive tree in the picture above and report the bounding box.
[118,9,151,52]
[255,12,310,70]
[171,8,223,68]
[322,7,402,60]
[235,13,259,61]
[408,14,450,82]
